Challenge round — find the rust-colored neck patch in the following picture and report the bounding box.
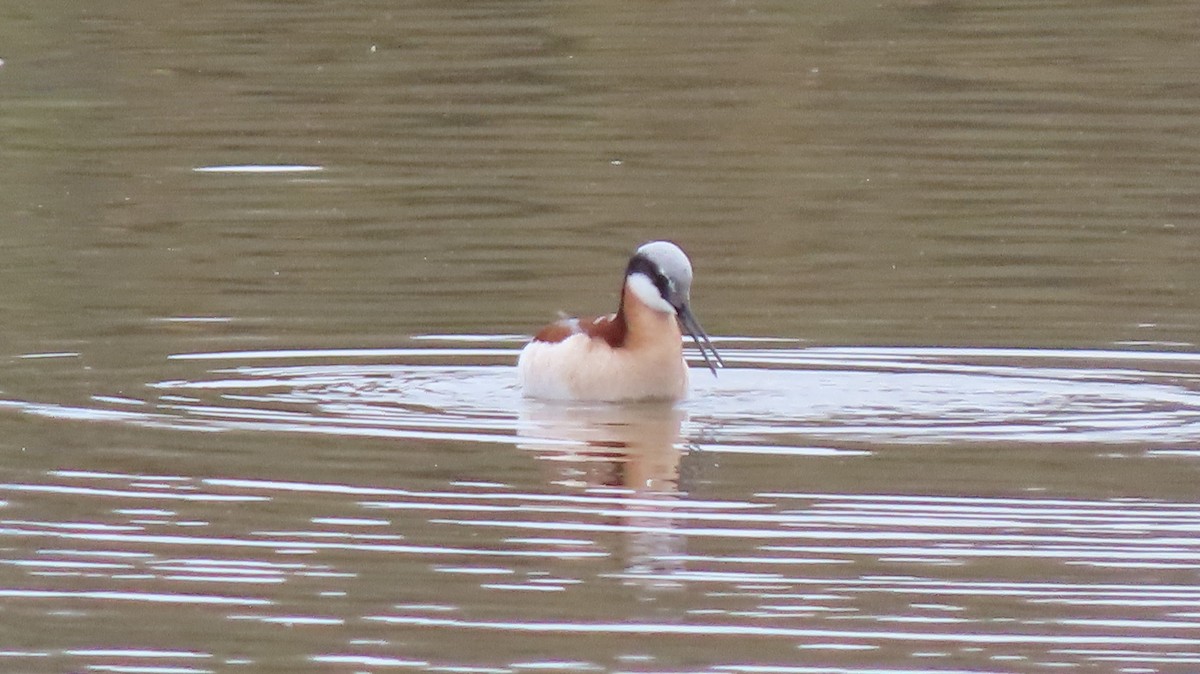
[531,272,652,348]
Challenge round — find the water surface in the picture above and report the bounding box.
[3,0,1200,672]
[4,342,1200,672]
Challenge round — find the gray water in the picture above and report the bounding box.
[3,1,1200,672]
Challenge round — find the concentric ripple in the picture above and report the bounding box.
[7,340,1200,448]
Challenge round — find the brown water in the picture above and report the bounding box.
[3,1,1200,672]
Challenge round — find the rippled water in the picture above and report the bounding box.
[3,342,1200,672]
[11,340,1200,448]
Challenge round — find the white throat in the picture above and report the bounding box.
[626,273,676,314]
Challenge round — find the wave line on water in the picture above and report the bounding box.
[365,615,1200,646]
[0,589,270,606]
[0,526,608,559]
[167,348,514,360]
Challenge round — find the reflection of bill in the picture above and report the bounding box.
[517,401,688,590]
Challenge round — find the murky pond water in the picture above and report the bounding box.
[4,0,1200,672]
[4,342,1200,672]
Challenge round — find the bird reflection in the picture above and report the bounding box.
[517,401,689,591]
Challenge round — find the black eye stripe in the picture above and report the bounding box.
[625,255,672,300]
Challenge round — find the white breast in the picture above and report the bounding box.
[518,334,688,402]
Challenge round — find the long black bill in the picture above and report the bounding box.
[678,305,725,376]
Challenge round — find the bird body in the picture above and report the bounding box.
[518,241,721,402]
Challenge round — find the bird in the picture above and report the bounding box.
[518,241,723,401]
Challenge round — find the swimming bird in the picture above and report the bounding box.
[518,241,723,401]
